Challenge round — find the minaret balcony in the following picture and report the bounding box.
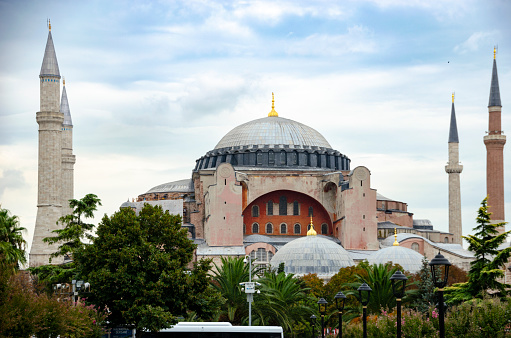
[445,164,463,174]
[484,134,507,146]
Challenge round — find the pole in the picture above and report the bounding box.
[320,313,325,338]
[311,321,315,338]
[249,298,252,327]
[362,306,367,338]
[439,289,445,338]
[338,311,342,338]
[248,256,252,326]
[396,298,402,338]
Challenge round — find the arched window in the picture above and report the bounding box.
[266,223,273,234]
[256,151,263,165]
[280,223,287,234]
[267,200,273,216]
[444,237,449,243]
[280,150,286,165]
[321,223,328,235]
[294,223,301,234]
[279,196,287,215]
[268,151,275,165]
[411,242,419,252]
[293,201,299,215]
[243,224,246,234]
[252,223,259,234]
[308,206,313,217]
[252,205,259,217]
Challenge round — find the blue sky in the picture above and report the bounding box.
[0,0,510,251]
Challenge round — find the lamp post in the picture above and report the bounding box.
[240,255,260,326]
[334,291,346,338]
[357,283,372,338]
[317,298,328,338]
[390,270,408,338]
[310,314,317,338]
[429,251,451,338]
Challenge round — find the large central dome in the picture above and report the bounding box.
[215,116,332,149]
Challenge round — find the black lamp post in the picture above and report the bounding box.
[429,251,451,338]
[390,270,408,338]
[310,314,317,338]
[334,291,346,338]
[317,298,328,338]
[357,283,372,338]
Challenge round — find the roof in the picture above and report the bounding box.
[214,116,332,150]
[145,179,194,194]
[367,245,423,273]
[488,58,502,107]
[382,233,474,259]
[377,221,410,229]
[376,193,401,202]
[448,102,459,143]
[269,235,354,277]
[40,30,60,77]
[61,84,72,126]
[196,244,246,256]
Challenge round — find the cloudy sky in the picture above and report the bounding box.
[1,0,510,252]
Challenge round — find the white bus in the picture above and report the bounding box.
[144,322,284,338]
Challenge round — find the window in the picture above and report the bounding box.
[294,223,301,234]
[321,223,328,235]
[279,196,287,215]
[256,248,266,262]
[280,151,286,165]
[267,200,273,216]
[308,206,313,217]
[280,223,287,234]
[293,201,299,215]
[252,223,259,234]
[411,242,420,252]
[268,151,275,165]
[252,205,259,217]
[444,237,449,243]
[243,224,246,234]
[256,151,263,165]
[266,223,273,234]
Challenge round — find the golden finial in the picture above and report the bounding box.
[63,77,65,86]
[393,228,399,246]
[268,92,278,117]
[452,92,454,103]
[307,216,317,236]
[494,46,496,59]
[48,19,51,31]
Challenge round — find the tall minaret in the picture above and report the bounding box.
[445,93,463,244]
[61,79,75,217]
[484,48,506,234]
[30,22,64,267]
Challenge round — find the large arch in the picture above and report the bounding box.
[242,189,333,236]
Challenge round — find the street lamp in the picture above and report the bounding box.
[334,291,346,338]
[357,283,372,338]
[240,255,260,326]
[310,314,317,338]
[390,270,408,338]
[429,251,451,338]
[317,298,328,338]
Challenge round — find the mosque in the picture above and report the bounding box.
[31,25,508,280]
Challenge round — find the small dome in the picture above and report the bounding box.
[269,235,354,277]
[215,116,332,150]
[367,245,423,273]
[120,199,135,209]
[145,179,194,194]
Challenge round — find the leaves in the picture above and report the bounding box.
[0,207,27,269]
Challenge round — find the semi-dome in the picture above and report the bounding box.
[215,116,332,150]
[367,245,423,273]
[269,234,354,277]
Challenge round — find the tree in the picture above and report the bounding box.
[30,194,102,292]
[76,204,220,337]
[446,197,511,305]
[410,256,436,313]
[0,206,27,269]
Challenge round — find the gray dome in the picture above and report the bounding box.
[120,199,135,209]
[269,235,354,277]
[215,116,332,149]
[145,179,194,194]
[367,245,423,273]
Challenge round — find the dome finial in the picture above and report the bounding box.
[268,92,278,117]
[494,46,497,60]
[63,77,65,86]
[452,92,454,103]
[393,228,399,246]
[307,216,317,236]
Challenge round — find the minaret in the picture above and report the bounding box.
[30,21,64,267]
[484,47,506,233]
[445,93,463,244]
[61,79,75,217]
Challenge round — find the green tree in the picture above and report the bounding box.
[76,204,220,337]
[446,197,511,304]
[0,207,27,269]
[410,256,436,312]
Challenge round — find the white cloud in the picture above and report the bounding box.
[454,31,499,54]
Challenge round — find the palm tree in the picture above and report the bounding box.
[0,207,27,269]
[253,271,314,334]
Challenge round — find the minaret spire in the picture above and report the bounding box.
[60,78,76,218]
[445,93,463,244]
[484,48,506,234]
